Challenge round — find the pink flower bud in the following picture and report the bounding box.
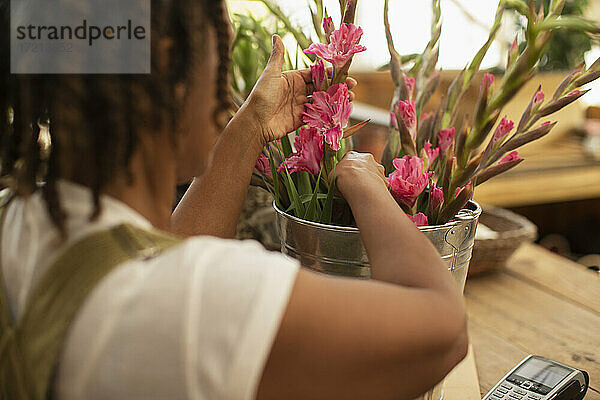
[533,90,545,106]
[507,38,519,69]
[390,112,398,130]
[438,128,455,153]
[405,76,416,98]
[310,60,326,91]
[408,213,429,227]
[423,142,440,164]
[429,186,444,211]
[481,73,495,90]
[493,117,514,143]
[499,150,523,165]
[397,100,416,131]
[454,187,462,198]
[568,90,582,97]
[323,16,335,37]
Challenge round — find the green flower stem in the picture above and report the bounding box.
[259,0,315,62]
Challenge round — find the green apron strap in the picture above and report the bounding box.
[0,191,31,400]
[0,197,183,400]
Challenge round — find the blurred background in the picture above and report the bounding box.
[228,0,600,272]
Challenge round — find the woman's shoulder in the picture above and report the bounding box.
[168,235,297,272]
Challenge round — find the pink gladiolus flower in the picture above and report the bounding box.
[424,142,439,164]
[278,127,324,175]
[311,60,326,91]
[304,23,367,68]
[405,76,416,98]
[438,128,455,153]
[396,100,417,132]
[429,186,444,210]
[408,213,429,227]
[387,156,432,208]
[255,153,272,177]
[481,73,495,90]
[323,17,335,37]
[302,83,352,151]
[499,151,523,165]
[493,117,514,143]
[533,91,545,106]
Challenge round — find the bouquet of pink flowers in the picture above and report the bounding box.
[254,0,600,227]
[254,0,369,225]
[381,0,600,226]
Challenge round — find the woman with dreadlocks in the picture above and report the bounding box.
[0,0,468,399]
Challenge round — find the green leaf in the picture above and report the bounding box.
[299,193,329,203]
[319,164,336,224]
[343,119,370,139]
[282,165,305,217]
[504,0,529,17]
[336,142,346,162]
[273,139,286,159]
[298,171,312,196]
[464,5,503,89]
[286,195,327,213]
[266,147,282,208]
[303,169,323,221]
[538,16,600,34]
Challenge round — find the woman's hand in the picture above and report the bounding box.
[239,35,357,145]
[335,151,388,202]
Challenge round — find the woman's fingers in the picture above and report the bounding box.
[298,68,313,84]
[345,77,358,90]
[296,94,309,104]
[305,83,316,96]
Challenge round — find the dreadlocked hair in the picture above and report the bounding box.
[0,0,233,237]
[212,0,235,126]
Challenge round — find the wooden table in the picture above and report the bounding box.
[465,243,600,399]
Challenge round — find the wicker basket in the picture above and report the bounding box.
[469,206,538,276]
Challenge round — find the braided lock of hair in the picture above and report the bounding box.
[209,0,234,130]
[0,0,232,236]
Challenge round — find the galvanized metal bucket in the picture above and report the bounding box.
[274,200,482,399]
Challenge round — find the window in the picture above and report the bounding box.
[229,0,513,71]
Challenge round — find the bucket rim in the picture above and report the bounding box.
[273,199,481,233]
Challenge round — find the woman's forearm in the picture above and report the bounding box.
[171,109,264,238]
[346,182,458,295]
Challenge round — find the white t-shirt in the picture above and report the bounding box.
[1,181,299,400]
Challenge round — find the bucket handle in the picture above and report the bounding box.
[444,211,476,272]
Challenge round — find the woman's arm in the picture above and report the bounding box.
[171,108,264,238]
[171,36,355,238]
[257,153,468,400]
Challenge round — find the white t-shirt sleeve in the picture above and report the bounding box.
[181,238,299,400]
